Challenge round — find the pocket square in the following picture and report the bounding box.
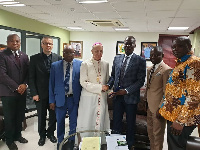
[155,72,161,76]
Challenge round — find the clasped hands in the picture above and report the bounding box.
[17,84,27,95]
[102,85,109,92]
[108,89,127,98]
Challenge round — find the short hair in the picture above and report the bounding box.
[152,46,163,53]
[175,36,191,49]
[7,34,20,41]
[125,36,136,43]
[41,36,53,43]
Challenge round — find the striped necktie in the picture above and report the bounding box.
[149,64,155,84]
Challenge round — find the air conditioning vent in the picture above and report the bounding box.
[86,20,124,27]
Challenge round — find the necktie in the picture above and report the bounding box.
[64,62,71,93]
[46,55,51,73]
[119,56,129,86]
[149,64,155,84]
[14,51,20,67]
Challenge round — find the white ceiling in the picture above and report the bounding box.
[1,0,200,33]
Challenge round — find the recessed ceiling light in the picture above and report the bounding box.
[67,27,83,30]
[168,27,189,30]
[0,1,19,4]
[76,0,108,4]
[114,28,130,31]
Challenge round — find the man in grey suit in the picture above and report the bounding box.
[107,36,146,150]
[145,46,171,150]
[0,34,29,150]
[29,37,62,146]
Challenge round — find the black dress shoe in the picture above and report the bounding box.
[38,137,46,146]
[17,137,28,143]
[7,143,18,150]
[47,135,57,143]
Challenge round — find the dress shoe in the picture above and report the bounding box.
[47,135,57,143]
[17,137,28,143]
[38,137,46,146]
[7,143,18,150]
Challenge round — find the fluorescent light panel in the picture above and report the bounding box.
[0,1,19,4]
[168,27,189,30]
[3,4,25,6]
[0,0,14,2]
[77,0,108,4]
[114,28,130,31]
[67,27,83,30]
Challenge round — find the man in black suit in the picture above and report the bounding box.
[29,37,62,146]
[0,34,29,150]
[107,36,146,150]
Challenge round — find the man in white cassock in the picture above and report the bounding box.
[76,42,110,142]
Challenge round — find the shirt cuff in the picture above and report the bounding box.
[125,89,128,94]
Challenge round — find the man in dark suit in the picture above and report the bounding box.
[49,46,82,149]
[29,37,62,146]
[107,36,146,150]
[0,34,29,150]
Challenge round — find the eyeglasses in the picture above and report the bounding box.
[42,42,53,46]
[63,51,75,55]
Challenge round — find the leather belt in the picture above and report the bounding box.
[66,94,73,97]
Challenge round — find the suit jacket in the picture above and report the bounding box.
[29,52,62,99]
[107,53,146,104]
[49,59,82,107]
[146,61,171,113]
[0,48,29,96]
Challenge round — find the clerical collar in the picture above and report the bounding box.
[42,51,52,57]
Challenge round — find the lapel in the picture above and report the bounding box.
[149,62,163,84]
[58,60,64,81]
[39,53,48,72]
[72,59,76,81]
[51,53,57,63]
[118,54,125,69]
[7,49,20,69]
[125,53,135,75]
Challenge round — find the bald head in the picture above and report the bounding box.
[7,34,21,51]
[150,46,164,65]
[63,45,75,62]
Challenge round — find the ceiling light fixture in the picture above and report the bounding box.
[0,0,14,2]
[0,1,19,4]
[3,3,25,6]
[168,27,189,30]
[76,0,108,4]
[67,27,83,30]
[114,28,130,31]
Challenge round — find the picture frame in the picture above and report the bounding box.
[116,41,125,55]
[69,41,83,59]
[141,42,157,60]
[63,43,69,50]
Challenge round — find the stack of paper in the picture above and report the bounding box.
[81,137,101,150]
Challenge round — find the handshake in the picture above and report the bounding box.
[102,85,109,92]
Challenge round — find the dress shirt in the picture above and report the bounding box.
[149,60,163,79]
[63,60,73,95]
[123,52,133,72]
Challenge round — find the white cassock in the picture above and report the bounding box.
[77,58,110,133]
